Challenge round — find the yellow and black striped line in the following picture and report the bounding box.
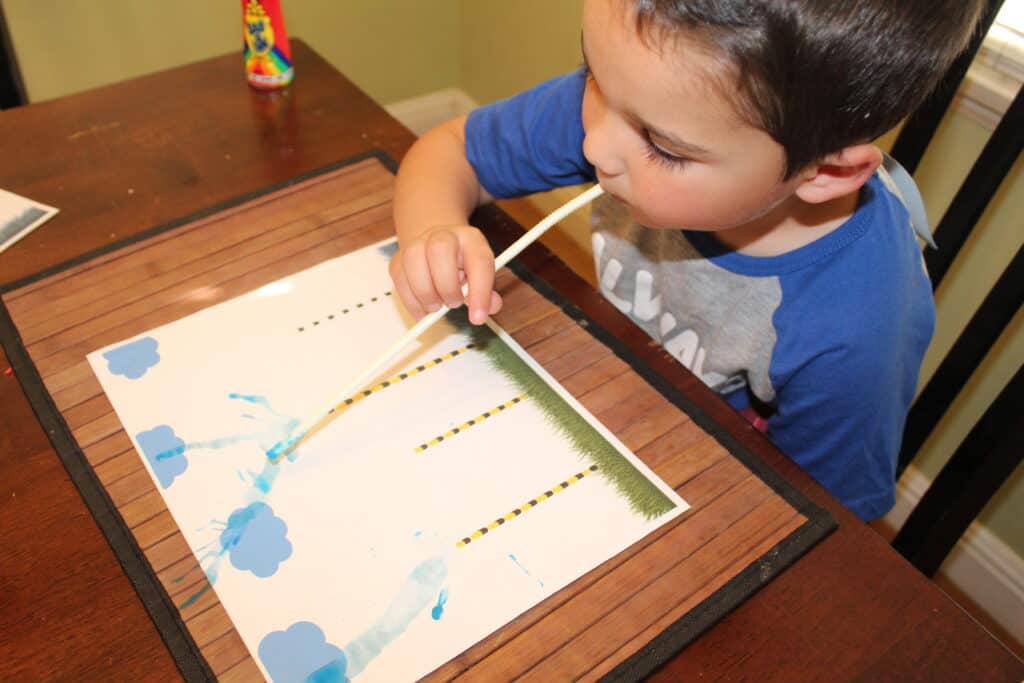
[455,464,599,548]
[325,344,476,417]
[415,394,528,452]
[297,291,393,332]
[269,344,476,464]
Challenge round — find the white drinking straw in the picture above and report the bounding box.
[266,183,605,460]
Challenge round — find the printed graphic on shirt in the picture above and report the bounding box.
[590,195,783,403]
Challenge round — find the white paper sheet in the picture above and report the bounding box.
[88,238,687,682]
[0,189,58,253]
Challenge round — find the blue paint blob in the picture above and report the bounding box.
[136,425,188,488]
[221,501,292,577]
[265,441,289,462]
[307,659,348,683]
[103,336,160,379]
[376,241,399,258]
[252,470,274,493]
[431,588,449,621]
[258,621,348,683]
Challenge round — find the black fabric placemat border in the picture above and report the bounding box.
[0,148,835,683]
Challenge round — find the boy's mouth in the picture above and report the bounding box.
[596,176,627,205]
[600,185,627,205]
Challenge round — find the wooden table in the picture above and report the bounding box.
[0,41,1020,682]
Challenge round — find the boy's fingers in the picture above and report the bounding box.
[425,231,465,309]
[389,258,425,320]
[401,242,444,313]
[462,241,495,324]
[488,291,503,315]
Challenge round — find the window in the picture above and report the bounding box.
[962,0,1024,127]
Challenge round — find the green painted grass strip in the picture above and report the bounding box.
[449,309,675,519]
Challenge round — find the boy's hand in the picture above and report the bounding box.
[389,224,503,325]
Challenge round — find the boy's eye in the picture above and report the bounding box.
[644,133,690,169]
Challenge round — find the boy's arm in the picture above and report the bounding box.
[390,68,594,324]
[391,115,501,325]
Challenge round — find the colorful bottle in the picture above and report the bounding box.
[242,0,294,89]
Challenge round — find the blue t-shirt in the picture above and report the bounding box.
[465,69,935,521]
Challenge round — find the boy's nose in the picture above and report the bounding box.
[582,126,626,179]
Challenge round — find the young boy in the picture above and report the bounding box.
[387,0,983,521]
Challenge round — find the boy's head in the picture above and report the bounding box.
[579,0,982,234]
[630,0,985,178]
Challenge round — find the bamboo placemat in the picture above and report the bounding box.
[0,151,834,682]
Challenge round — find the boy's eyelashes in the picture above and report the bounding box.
[579,59,687,171]
[643,132,690,169]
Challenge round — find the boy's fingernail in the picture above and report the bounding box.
[472,309,486,323]
[427,303,440,313]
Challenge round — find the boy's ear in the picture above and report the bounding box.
[794,144,882,204]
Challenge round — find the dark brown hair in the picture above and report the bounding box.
[630,0,985,177]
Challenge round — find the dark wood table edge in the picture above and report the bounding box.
[0,148,836,683]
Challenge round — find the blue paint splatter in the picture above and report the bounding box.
[179,582,211,609]
[153,432,258,460]
[220,502,292,577]
[258,621,348,683]
[136,425,188,488]
[509,553,544,588]
[146,394,302,586]
[141,393,300,494]
[227,393,301,463]
[229,393,294,424]
[431,588,449,620]
[103,336,160,379]
[344,555,448,677]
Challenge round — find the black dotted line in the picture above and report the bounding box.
[297,291,392,332]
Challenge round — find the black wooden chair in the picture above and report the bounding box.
[888,0,1023,577]
[0,3,25,110]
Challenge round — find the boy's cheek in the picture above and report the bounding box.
[580,81,596,129]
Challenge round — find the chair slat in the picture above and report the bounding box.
[926,85,1024,290]
[0,4,26,109]
[894,365,1024,576]
[890,0,1005,174]
[898,245,1024,476]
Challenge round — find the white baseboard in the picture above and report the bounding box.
[881,466,1024,652]
[384,88,478,136]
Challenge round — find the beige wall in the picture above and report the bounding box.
[458,0,583,105]
[3,0,460,105]
[5,0,1021,553]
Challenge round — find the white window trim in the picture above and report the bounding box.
[958,3,1024,129]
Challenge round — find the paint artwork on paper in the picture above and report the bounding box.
[88,239,688,682]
